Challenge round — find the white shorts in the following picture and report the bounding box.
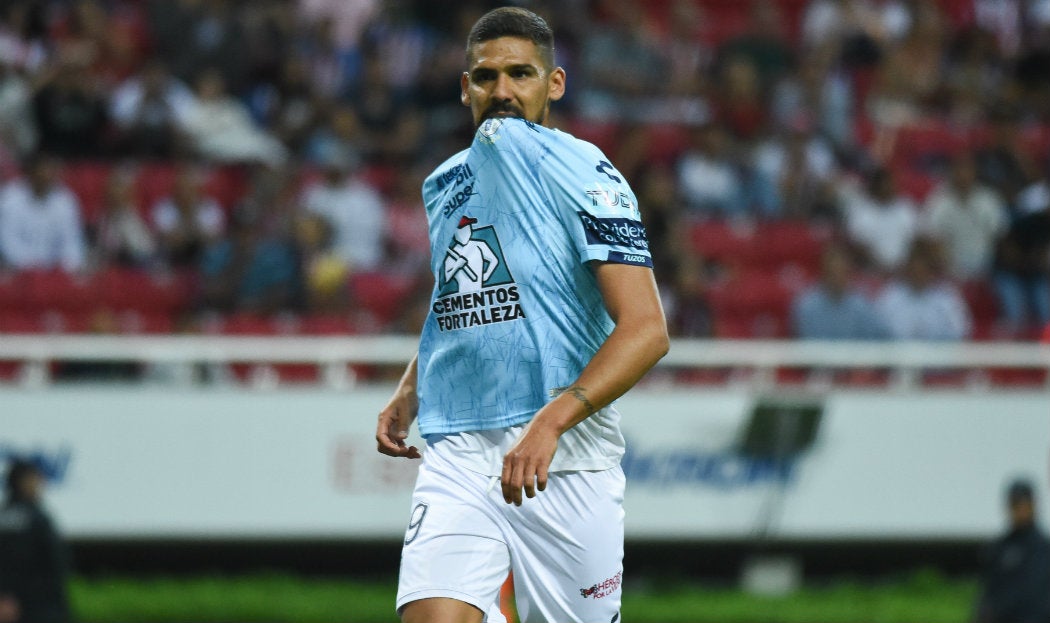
[396,441,625,623]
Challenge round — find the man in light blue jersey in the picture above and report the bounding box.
[376,7,669,623]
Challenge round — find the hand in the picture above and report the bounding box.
[501,418,560,506]
[376,386,421,459]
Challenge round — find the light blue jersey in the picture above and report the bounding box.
[416,117,652,436]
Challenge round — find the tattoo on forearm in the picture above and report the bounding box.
[567,386,597,415]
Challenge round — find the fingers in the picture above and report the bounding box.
[500,457,519,505]
[376,408,420,459]
[501,455,546,506]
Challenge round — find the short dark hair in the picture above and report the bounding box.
[466,7,555,68]
[4,458,40,501]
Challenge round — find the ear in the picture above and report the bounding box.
[461,72,471,107]
[547,67,566,102]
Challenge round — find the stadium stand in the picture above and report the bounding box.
[1,0,1049,387]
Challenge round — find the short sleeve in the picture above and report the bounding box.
[536,127,653,268]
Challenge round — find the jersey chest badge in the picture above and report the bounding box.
[431,216,525,331]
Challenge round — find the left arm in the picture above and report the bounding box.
[500,262,669,505]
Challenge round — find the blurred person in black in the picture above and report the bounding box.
[0,459,71,623]
[973,479,1050,623]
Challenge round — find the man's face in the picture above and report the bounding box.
[17,471,44,502]
[1010,497,1034,529]
[461,36,565,128]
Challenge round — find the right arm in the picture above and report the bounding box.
[376,353,422,459]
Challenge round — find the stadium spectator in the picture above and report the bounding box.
[973,478,1050,623]
[770,46,854,154]
[383,166,430,275]
[297,16,362,100]
[178,68,287,167]
[575,0,667,122]
[146,0,247,94]
[344,54,425,164]
[873,240,972,340]
[716,1,794,94]
[993,173,1050,336]
[0,153,87,272]
[841,167,919,273]
[801,0,910,51]
[753,115,838,220]
[0,459,72,623]
[198,203,300,315]
[304,104,363,172]
[248,55,320,156]
[0,55,36,159]
[713,54,769,142]
[664,256,714,338]
[298,0,378,51]
[658,0,712,125]
[867,2,947,127]
[151,165,224,268]
[792,244,883,339]
[295,212,346,313]
[300,151,385,273]
[109,60,195,159]
[677,122,778,218]
[31,48,110,158]
[975,105,1040,208]
[943,27,1008,127]
[924,153,1009,280]
[92,166,159,269]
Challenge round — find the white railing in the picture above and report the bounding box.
[1,335,1049,390]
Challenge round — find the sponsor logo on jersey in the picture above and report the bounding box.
[478,118,502,143]
[579,571,622,599]
[584,183,636,212]
[433,216,525,331]
[578,213,650,251]
[435,162,473,192]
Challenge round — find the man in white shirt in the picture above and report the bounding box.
[842,167,918,273]
[301,153,386,272]
[0,154,86,272]
[874,241,972,340]
[925,154,1008,280]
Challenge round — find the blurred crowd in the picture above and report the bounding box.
[0,0,1049,341]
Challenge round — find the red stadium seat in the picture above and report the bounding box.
[135,163,178,217]
[203,166,249,210]
[688,220,759,267]
[0,311,41,333]
[750,221,832,271]
[113,310,176,334]
[62,161,112,224]
[349,271,419,327]
[645,124,691,164]
[217,313,300,336]
[299,314,357,335]
[21,270,102,312]
[565,118,621,156]
[99,268,193,314]
[0,309,90,334]
[0,271,26,312]
[893,122,971,163]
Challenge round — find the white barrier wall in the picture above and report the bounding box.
[1,385,1047,539]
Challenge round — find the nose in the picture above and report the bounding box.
[492,72,514,101]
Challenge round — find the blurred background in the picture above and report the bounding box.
[1,0,1050,621]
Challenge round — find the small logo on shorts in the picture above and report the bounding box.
[579,571,622,599]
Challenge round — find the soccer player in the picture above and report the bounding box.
[376,7,669,623]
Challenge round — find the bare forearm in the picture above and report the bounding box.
[535,315,668,434]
